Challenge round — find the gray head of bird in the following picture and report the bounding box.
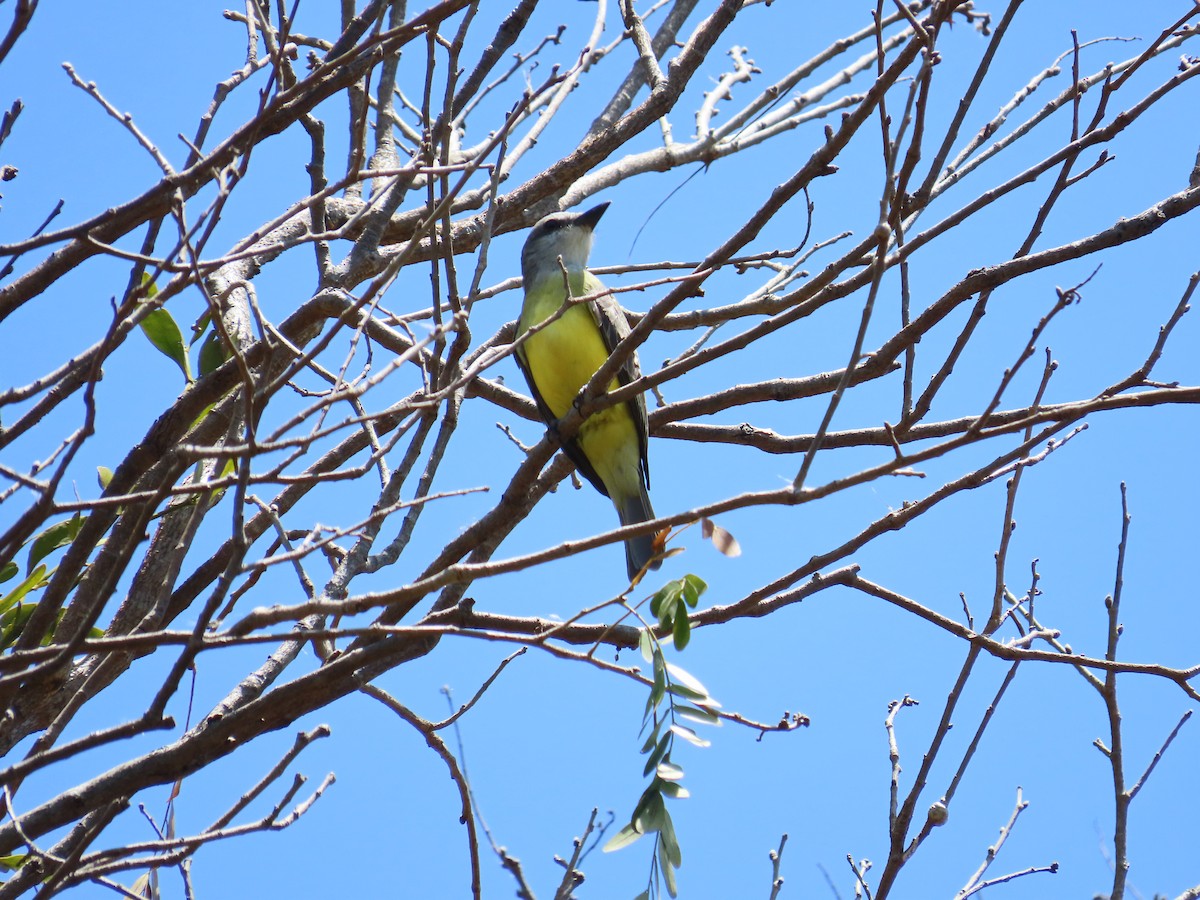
[520,201,610,288]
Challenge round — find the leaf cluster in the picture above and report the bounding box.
[0,514,100,652]
[604,576,720,899]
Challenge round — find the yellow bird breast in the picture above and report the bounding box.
[518,276,644,503]
[522,303,617,419]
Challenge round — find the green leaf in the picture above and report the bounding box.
[659,781,690,800]
[652,646,667,683]
[675,704,721,726]
[97,466,114,490]
[0,561,17,584]
[672,602,690,650]
[640,722,663,754]
[669,723,711,748]
[38,610,60,646]
[681,573,707,606]
[645,682,665,723]
[656,760,685,781]
[0,564,48,618]
[661,849,678,899]
[643,731,671,776]
[638,628,654,663]
[666,682,707,702]
[0,853,26,871]
[657,811,682,898]
[633,787,666,834]
[198,328,228,376]
[659,807,682,867]
[657,608,674,635]
[201,456,238,510]
[28,513,84,571]
[644,648,666,716]
[0,602,37,650]
[666,662,710,700]
[139,272,159,299]
[650,580,682,619]
[602,822,644,853]
[140,307,192,382]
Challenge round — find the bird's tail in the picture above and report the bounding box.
[617,484,661,581]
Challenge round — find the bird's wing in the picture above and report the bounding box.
[585,275,652,490]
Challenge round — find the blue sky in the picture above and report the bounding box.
[3,2,1200,898]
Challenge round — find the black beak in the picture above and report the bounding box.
[575,201,610,231]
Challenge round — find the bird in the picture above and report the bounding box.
[514,201,661,580]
